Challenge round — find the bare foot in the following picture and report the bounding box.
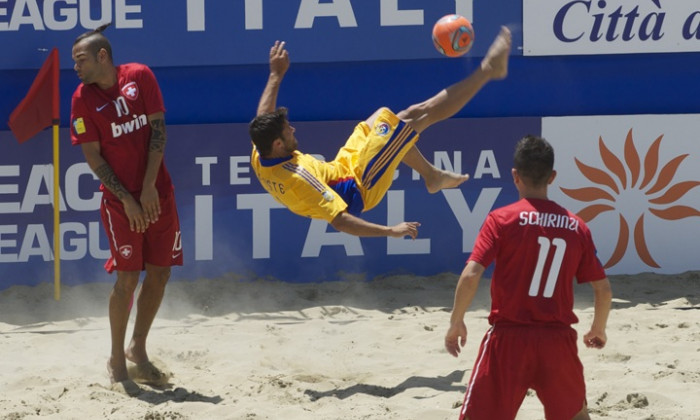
[425,170,470,193]
[481,26,512,80]
[107,358,129,384]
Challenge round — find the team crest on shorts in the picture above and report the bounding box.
[322,190,334,202]
[375,122,390,136]
[119,245,133,259]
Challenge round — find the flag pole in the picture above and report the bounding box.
[53,122,61,301]
[51,49,61,301]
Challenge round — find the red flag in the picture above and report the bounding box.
[8,48,60,143]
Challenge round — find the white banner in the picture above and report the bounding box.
[544,114,700,275]
[524,0,700,56]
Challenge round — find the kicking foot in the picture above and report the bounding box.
[481,26,512,80]
[127,360,172,387]
[426,170,470,193]
[110,379,142,397]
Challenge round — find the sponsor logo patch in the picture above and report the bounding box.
[72,118,86,135]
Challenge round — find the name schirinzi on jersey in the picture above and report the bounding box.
[111,114,148,138]
[519,211,579,231]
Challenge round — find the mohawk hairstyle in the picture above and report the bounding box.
[74,23,113,61]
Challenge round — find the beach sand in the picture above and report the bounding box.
[1,271,698,420]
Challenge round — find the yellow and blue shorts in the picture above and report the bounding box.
[331,108,419,214]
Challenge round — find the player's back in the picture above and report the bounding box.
[484,198,599,326]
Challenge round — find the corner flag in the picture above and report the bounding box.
[8,48,60,143]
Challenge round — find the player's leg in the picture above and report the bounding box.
[108,270,140,383]
[125,263,170,366]
[101,198,145,384]
[534,326,590,420]
[397,26,511,134]
[402,146,470,193]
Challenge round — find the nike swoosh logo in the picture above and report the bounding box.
[96,103,109,112]
[172,252,182,259]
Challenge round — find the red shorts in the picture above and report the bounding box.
[101,192,183,272]
[460,324,586,420]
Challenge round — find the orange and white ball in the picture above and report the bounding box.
[432,14,475,57]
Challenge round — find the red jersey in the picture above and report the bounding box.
[469,198,606,326]
[70,63,172,200]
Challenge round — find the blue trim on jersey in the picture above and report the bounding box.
[259,155,293,167]
[329,178,364,216]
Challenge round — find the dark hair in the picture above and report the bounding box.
[513,135,554,187]
[73,23,113,61]
[249,107,288,157]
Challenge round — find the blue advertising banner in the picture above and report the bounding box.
[0,116,541,288]
[0,0,524,70]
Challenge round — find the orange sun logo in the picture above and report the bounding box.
[560,129,700,268]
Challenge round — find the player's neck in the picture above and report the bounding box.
[519,188,548,201]
[95,66,118,91]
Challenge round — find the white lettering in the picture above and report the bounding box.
[65,162,100,211]
[387,190,429,255]
[19,223,52,261]
[245,0,262,30]
[295,0,357,29]
[302,218,363,257]
[195,195,213,260]
[237,193,285,259]
[0,165,21,213]
[79,0,111,30]
[0,224,18,262]
[115,0,141,28]
[443,187,501,252]
[473,150,500,179]
[186,0,205,31]
[229,156,251,185]
[21,164,67,213]
[196,156,218,186]
[380,0,422,26]
[44,0,77,30]
[9,0,43,30]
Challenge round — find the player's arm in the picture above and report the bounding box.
[140,111,167,223]
[445,260,484,357]
[330,211,420,238]
[257,41,290,116]
[583,277,612,349]
[80,142,149,233]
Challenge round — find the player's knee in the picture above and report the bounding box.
[366,107,391,127]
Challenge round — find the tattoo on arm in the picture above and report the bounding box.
[149,118,167,153]
[94,163,129,200]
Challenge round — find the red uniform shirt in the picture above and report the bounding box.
[70,63,173,201]
[469,198,606,326]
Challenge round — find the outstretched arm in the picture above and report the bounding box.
[445,261,485,357]
[583,277,612,349]
[330,211,420,239]
[257,41,290,116]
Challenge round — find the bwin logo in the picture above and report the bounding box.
[111,114,148,138]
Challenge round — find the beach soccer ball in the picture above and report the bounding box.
[432,14,474,57]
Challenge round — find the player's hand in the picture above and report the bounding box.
[122,195,148,233]
[269,40,290,78]
[389,222,420,239]
[583,329,607,349]
[445,321,467,357]
[139,185,161,224]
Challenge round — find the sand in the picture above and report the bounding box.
[0,271,698,420]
